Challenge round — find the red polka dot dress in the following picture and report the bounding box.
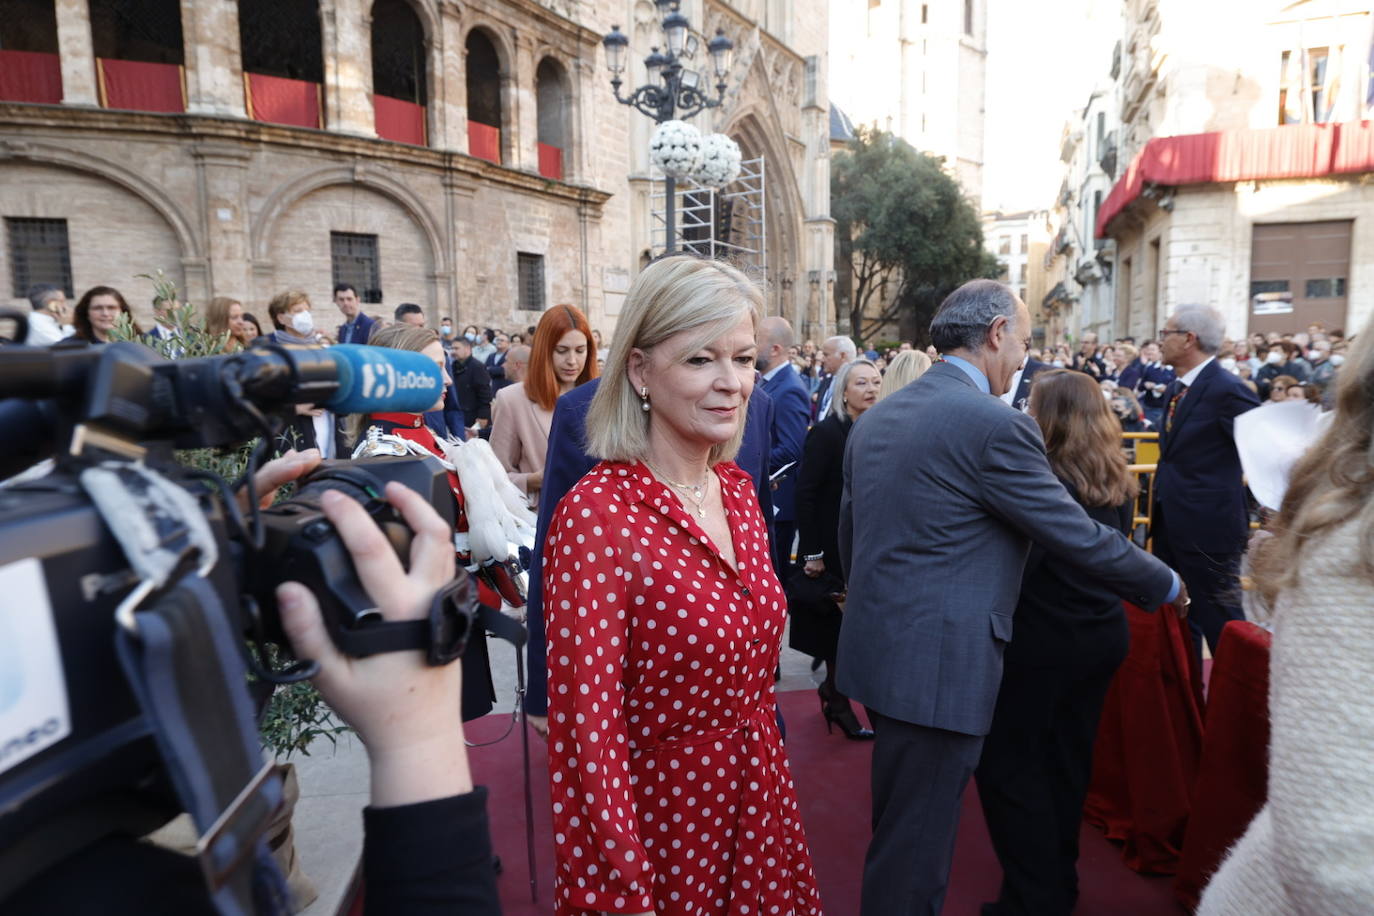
[544,460,823,916]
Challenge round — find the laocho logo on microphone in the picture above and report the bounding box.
[361,363,437,399]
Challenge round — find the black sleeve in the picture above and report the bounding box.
[471,361,494,421]
[793,421,833,561]
[363,787,500,916]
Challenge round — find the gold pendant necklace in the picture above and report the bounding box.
[646,460,710,518]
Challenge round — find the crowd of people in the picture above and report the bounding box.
[12,264,1371,916]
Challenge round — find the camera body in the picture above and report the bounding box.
[0,335,480,902]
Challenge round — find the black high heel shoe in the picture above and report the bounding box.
[818,686,875,740]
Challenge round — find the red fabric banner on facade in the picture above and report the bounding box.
[468,121,501,164]
[246,72,322,129]
[537,143,564,180]
[373,94,426,146]
[1096,121,1374,238]
[98,58,185,113]
[0,50,63,104]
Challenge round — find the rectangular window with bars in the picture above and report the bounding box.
[330,232,382,304]
[7,217,73,298]
[517,252,545,311]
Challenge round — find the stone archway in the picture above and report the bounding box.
[726,111,804,320]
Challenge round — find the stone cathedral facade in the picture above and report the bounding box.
[0,0,833,338]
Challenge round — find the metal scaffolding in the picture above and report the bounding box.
[650,156,766,276]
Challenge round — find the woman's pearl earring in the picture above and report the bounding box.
[640,386,650,412]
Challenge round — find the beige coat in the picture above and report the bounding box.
[1198,517,1374,914]
[489,382,553,508]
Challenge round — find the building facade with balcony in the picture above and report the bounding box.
[1099,0,1374,341]
[981,207,1052,335]
[0,0,832,337]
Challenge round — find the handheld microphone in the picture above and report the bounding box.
[318,345,444,415]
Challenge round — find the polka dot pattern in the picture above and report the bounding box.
[545,460,822,916]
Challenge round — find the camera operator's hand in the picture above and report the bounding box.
[276,482,472,808]
[247,447,322,510]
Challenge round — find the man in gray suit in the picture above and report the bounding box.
[837,280,1186,915]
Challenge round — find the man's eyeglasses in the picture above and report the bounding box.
[1158,328,1190,338]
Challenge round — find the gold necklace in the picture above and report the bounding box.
[646,460,710,518]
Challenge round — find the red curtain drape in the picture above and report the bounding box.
[468,121,501,164]
[0,50,63,104]
[374,94,426,146]
[246,72,322,129]
[98,58,185,113]
[1174,621,1272,909]
[1096,121,1374,237]
[1084,602,1205,874]
[537,143,564,180]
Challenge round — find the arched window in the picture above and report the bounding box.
[535,57,569,180]
[89,0,186,112]
[372,0,427,145]
[465,29,503,165]
[239,0,324,128]
[0,1,62,104]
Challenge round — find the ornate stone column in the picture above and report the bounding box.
[437,4,467,152]
[181,0,247,117]
[54,0,98,106]
[321,0,375,136]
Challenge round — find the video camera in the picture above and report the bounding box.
[0,320,479,912]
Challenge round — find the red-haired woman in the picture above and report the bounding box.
[975,369,1143,916]
[489,305,597,509]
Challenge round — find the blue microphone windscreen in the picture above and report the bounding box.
[324,344,444,414]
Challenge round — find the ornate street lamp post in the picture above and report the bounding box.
[602,2,734,253]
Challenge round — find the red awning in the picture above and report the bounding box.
[245,72,322,129]
[1095,121,1374,238]
[374,94,426,146]
[98,58,185,113]
[0,50,63,104]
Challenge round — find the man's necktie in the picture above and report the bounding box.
[1165,382,1189,433]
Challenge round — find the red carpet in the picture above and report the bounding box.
[467,689,1177,915]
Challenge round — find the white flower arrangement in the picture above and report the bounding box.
[693,133,742,188]
[649,119,703,178]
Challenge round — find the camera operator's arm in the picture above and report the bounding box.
[277,483,498,915]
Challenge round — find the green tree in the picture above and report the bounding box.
[832,129,1002,345]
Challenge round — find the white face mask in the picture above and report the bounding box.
[1265,351,1283,365]
[1051,359,1065,368]
[1220,357,1237,372]
[291,310,315,335]
[1307,350,1321,362]
[1330,354,1345,367]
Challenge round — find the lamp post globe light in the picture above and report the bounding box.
[602,4,734,253]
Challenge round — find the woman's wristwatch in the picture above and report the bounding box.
[803,553,825,563]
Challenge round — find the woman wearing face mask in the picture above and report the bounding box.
[268,289,344,458]
[793,358,882,740]
[1256,342,1309,399]
[489,305,597,509]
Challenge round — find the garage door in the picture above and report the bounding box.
[1249,220,1351,336]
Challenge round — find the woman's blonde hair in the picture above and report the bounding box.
[1252,318,1374,608]
[829,358,881,420]
[585,255,762,465]
[876,350,931,402]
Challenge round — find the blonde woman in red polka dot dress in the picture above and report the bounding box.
[544,256,823,916]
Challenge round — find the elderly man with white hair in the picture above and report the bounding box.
[1154,303,1261,661]
[815,334,857,420]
